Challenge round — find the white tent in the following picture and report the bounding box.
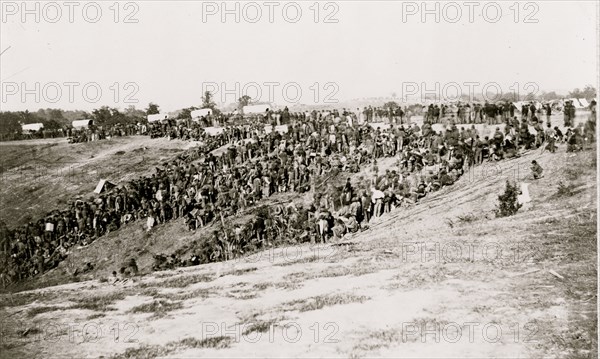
[578,98,590,108]
[264,125,289,134]
[147,113,170,123]
[72,119,93,128]
[191,109,212,120]
[203,126,225,136]
[369,123,391,131]
[568,98,585,109]
[94,179,115,194]
[242,104,270,115]
[21,123,44,132]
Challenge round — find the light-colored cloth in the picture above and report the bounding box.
[517,183,531,205]
[146,216,155,231]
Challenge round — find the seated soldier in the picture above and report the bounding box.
[332,218,347,239]
[439,170,454,186]
[531,160,544,179]
[344,214,359,233]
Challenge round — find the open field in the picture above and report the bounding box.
[0,130,596,358]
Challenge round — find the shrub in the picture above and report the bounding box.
[495,180,522,218]
[556,181,576,197]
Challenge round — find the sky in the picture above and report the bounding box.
[0,0,598,112]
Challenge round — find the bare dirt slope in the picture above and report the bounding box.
[1,143,596,358]
[0,137,198,227]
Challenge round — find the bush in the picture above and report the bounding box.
[495,180,522,218]
[556,181,576,197]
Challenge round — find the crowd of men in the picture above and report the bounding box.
[0,100,596,284]
[68,123,144,143]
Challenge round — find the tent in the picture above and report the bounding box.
[264,125,289,134]
[191,109,212,120]
[147,114,170,123]
[568,98,585,109]
[512,101,544,111]
[512,101,524,110]
[242,104,270,115]
[578,98,590,108]
[203,126,225,136]
[94,179,116,194]
[21,123,44,132]
[72,119,93,128]
[369,123,391,131]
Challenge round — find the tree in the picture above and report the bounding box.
[495,180,522,218]
[201,91,217,110]
[0,111,23,137]
[36,109,48,120]
[44,119,62,130]
[92,106,112,124]
[237,95,252,110]
[62,110,92,122]
[383,101,399,110]
[177,106,199,120]
[19,110,43,124]
[569,85,597,100]
[569,88,582,98]
[48,109,65,122]
[124,105,146,122]
[582,85,597,99]
[92,106,131,126]
[145,103,160,115]
[540,91,563,101]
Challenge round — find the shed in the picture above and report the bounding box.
[191,109,213,120]
[21,123,44,132]
[72,119,94,128]
[147,114,170,123]
[242,104,271,115]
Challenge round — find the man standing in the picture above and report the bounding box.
[564,101,572,127]
[544,123,556,153]
[545,103,552,126]
[569,101,576,127]
[522,103,529,120]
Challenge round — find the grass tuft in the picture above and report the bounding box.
[283,293,369,312]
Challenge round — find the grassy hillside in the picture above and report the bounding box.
[0,137,196,227]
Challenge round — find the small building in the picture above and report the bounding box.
[147,114,170,123]
[21,123,44,133]
[72,119,94,129]
[191,109,213,121]
[203,126,225,136]
[242,104,271,115]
